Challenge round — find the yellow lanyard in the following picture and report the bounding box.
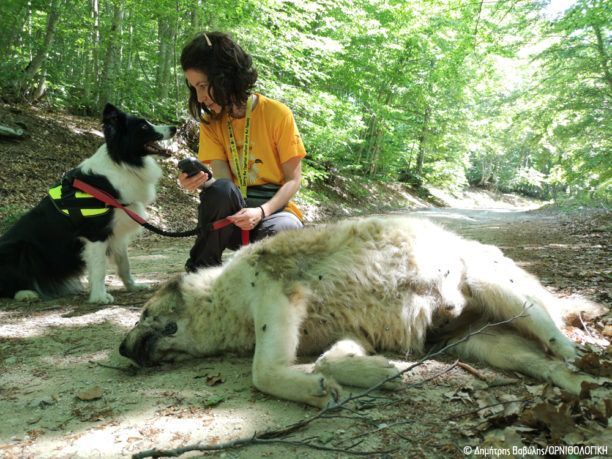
[227,95,254,199]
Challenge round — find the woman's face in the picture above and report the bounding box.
[185,69,221,114]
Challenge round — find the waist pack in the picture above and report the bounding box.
[245,183,303,221]
[245,184,281,208]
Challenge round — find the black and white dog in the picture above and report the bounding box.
[0,104,176,304]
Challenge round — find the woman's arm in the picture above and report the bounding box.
[261,156,301,217]
[209,160,233,180]
[227,156,302,230]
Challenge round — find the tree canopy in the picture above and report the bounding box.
[0,0,609,200]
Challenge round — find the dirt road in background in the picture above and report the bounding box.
[1,206,610,458]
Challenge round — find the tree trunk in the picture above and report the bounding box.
[592,23,612,92]
[191,0,201,34]
[156,16,174,100]
[357,112,376,166]
[83,0,100,107]
[98,0,123,107]
[415,106,431,177]
[32,72,47,101]
[127,21,133,73]
[20,0,62,98]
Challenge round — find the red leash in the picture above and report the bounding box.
[72,179,249,245]
[211,217,250,246]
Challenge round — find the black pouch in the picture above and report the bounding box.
[245,184,280,208]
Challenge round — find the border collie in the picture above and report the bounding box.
[0,104,176,304]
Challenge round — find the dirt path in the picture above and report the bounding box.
[1,206,610,458]
[406,207,610,305]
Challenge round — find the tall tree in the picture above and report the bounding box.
[98,0,124,107]
[19,0,63,99]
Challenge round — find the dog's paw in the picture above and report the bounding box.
[88,292,114,304]
[14,290,40,302]
[561,374,600,395]
[375,359,402,390]
[548,335,578,363]
[310,375,342,409]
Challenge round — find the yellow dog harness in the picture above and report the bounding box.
[47,169,114,222]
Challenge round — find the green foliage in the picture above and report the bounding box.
[465,0,610,200]
[0,0,609,201]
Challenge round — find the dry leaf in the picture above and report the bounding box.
[204,373,224,386]
[77,386,103,401]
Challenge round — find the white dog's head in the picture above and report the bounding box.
[119,270,222,366]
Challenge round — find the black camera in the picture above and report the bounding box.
[178,158,213,180]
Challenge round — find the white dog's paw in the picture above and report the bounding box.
[354,356,402,390]
[88,292,114,304]
[548,335,578,363]
[315,354,401,391]
[14,290,40,302]
[369,357,402,390]
[563,374,600,395]
[310,375,343,409]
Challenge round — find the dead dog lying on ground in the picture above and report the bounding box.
[120,216,602,407]
[0,104,175,304]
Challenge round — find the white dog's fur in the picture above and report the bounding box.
[120,217,602,407]
[77,145,163,303]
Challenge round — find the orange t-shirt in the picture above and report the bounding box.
[199,93,306,179]
[198,94,306,219]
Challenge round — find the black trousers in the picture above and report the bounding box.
[185,179,303,271]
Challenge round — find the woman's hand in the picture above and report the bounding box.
[178,171,209,191]
[227,207,263,230]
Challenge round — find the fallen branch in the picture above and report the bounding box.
[132,435,399,458]
[446,397,533,420]
[457,361,488,381]
[63,344,86,356]
[577,312,596,340]
[336,419,413,446]
[91,360,139,375]
[0,124,28,139]
[404,360,460,388]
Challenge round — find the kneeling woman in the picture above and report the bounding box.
[179,32,306,271]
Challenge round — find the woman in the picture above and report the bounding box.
[179,32,306,271]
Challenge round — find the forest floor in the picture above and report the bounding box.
[0,103,610,458]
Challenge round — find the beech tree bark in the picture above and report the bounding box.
[19,0,62,98]
[98,0,123,107]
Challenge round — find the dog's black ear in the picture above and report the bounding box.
[102,103,121,123]
[102,103,125,143]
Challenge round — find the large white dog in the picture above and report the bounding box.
[120,217,598,407]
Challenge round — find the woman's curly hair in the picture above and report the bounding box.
[180,32,258,121]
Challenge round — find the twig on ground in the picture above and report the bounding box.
[91,360,139,374]
[378,360,460,409]
[336,419,413,446]
[404,360,460,388]
[457,361,488,381]
[446,397,533,420]
[132,436,399,458]
[577,312,595,339]
[63,344,86,356]
[486,378,520,388]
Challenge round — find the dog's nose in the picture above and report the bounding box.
[119,339,130,358]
